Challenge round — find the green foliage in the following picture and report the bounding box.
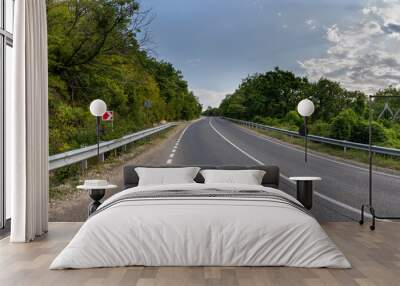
[252,116,266,124]
[47,0,201,154]
[330,109,358,140]
[384,124,400,148]
[374,87,400,119]
[214,67,400,148]
[219,68,308,120]
[202,106,220,116]
[309,120,331,138]
[284,111,303,127]
[350,121,386,144]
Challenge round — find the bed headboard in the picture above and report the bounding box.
[123,165,280,189]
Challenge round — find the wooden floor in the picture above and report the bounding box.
[0,222,399,286]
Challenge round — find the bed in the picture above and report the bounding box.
[50,165,350,269]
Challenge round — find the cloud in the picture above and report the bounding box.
[300,0,400,94]
[192,88,231,108]
[185,58,201,65]
[277,12,282,17]
[305,19,317,31]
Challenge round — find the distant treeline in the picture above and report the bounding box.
[47,0,201,154]
[204,68,400,148]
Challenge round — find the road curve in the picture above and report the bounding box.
[167,117,400,222]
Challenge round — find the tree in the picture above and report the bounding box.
[213,67,398,148]
[330,109,358,140]
[47,0,201,154]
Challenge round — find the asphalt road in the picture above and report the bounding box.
[166,117,400,222]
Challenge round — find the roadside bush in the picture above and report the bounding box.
[261,117,282,127]
[330,109,358,140]
[252,115,266,124]
[384,128,400,148]
[368,121,387,144]
[350,120,386,144]
[284,111,303,127]
[50,165,80,185]
[309,120,331,137]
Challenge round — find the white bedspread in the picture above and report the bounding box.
[50,183,351,269]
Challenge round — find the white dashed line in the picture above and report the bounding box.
[209,119,373,219]
[165,123,191,164]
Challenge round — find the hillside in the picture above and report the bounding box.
[47,0,201,154]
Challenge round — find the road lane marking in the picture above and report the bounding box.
[209,119,374,219]
[235,120,400,180]
[209,119,264,165]
[165,122,192,164]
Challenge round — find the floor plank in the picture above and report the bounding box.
[0,222,399,286]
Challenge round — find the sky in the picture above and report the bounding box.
[141,0,400,108]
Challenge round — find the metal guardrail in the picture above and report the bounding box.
[224,117,400,157]
[49,123,177,170]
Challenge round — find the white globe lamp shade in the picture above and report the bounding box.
[90,99,107,117]
[297,99,315,117]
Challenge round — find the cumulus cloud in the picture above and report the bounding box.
[192,88,231,108]
[299,0,400,94]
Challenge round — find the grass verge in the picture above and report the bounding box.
[246,126,400,172]
[49,126,177,201]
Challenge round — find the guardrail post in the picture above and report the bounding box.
[344,146,347,153]
[81,160,88,171]
[100,153,105,162]
[123,145,127,152]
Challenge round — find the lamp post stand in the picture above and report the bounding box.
[89,99,107,163]
[96,116,101,162]
[304,116,308,163]
[297,99,314,163]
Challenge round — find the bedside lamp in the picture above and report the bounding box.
[297,99,315,162]
[90,99,107,162]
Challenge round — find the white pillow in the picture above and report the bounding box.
[135,167,201,186]
[200,169,266,185]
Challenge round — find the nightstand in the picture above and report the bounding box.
[289,177,321,210]
[77,180,118,216]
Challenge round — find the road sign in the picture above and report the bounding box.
[144,100,152,109]
[102,111,113,121]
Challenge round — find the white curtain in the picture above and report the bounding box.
[8,0,49,242]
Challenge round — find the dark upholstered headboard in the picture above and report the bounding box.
[123,165,280,189]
